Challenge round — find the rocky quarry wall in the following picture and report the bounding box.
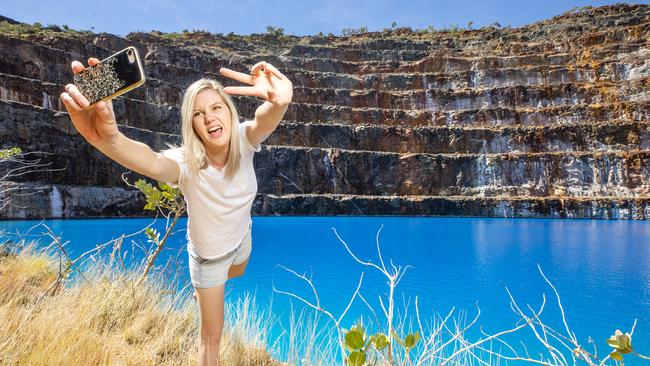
[1,4,649,219]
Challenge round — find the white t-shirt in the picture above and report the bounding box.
[161,121,261,259]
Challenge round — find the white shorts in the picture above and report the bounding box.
[187,226,252,288]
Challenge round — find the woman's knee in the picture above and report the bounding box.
[200,326,223,347]
[195,286,225,347]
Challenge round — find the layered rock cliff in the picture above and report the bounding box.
[1,4,649,219]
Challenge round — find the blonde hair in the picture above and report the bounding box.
[167,78,242,180]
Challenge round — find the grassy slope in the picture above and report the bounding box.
[0,245,284,365]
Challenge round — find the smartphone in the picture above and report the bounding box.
[73,46,145,105]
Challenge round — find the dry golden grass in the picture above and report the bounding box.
[0,246,284,365]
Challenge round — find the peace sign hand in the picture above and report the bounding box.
[220,61,293,106]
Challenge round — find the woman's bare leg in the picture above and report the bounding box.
[193,258,249,300]
[195,285,226,366]
[192,258,250,364]
[227,257,250,279]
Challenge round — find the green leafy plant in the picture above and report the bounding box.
[344,323,419,365]
[383,22,399,32]
[608,329,632,361]
[0,20,92,38]
[395,330,421,360]
[145,227,160,245]
[135,180,183,213]
[342,26,368,37]
[266,25,285,37]
[133,179,186,279]
[566,5,593,14]
[604,326,650,364]
[344,325,367,365]
[0,147,21,159]
[261,25,295,45]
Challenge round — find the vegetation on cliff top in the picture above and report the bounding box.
[1,4,644,47]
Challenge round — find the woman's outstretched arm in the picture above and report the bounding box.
[220,61,293,146]
[60,57,179,184]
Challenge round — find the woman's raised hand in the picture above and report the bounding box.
[220,61,293,106]
[60,58,119,147]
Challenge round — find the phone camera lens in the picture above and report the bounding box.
[126,48,136,63]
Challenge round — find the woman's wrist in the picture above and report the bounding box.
[93,131,124,152]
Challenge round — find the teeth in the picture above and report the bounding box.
[208,126,221,133]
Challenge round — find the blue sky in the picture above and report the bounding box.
[3,0,649,36]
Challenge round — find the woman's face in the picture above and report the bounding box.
[191,88,232,151]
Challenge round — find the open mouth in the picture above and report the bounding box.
[208,126,223,138]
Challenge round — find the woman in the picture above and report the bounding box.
[60,57,293,365]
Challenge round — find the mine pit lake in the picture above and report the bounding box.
[1,216,649,364]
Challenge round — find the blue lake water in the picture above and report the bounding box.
[1,216,649,365]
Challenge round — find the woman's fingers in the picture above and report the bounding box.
[64,84,90,109]
[71,60,85,74]
[95,100,114,121]
[250,61,267,76]
[219,67,254,85]
[221,62,284,85]
[71,57,100,74]
[221,62,288,102]
[95,101,110,120]
[223,86,263,98]
[60,92,82,112]
[262,63,285,80]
